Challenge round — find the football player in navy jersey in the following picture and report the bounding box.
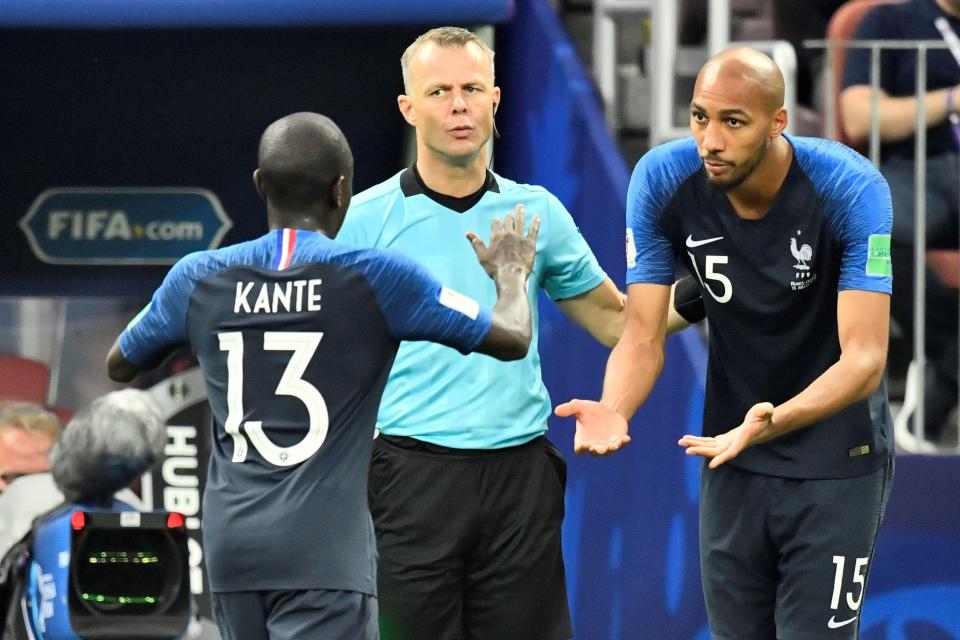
[105,112,539,640]
[557,48,894,639]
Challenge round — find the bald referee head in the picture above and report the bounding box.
[253,112,354,237]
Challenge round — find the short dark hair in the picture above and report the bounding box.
[257,112,353,211]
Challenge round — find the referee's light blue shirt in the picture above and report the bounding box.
[338,169,606,449]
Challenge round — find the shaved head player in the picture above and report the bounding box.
[557,48,895,639]
[107,112,539,640]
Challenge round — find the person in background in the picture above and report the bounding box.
[0,402,61,491]
[0,402,63,556]
[841,0,960,445]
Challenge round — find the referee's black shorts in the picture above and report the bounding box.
[369,433,572,640]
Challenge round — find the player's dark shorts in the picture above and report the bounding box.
[700,457,894,640]
[211,589,377,640]
[369,433,572,640]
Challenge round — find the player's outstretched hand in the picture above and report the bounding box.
[466,204,540,281]
[554,399,631,456]
[677,401,774,468]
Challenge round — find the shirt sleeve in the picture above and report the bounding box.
[365,249,493,354]
[117,254,199,367]
[625,146,682,285]
[841,6,900,92]
[539,192,606,300]
[336,202,376,248]
[834,173,894,293]
[800,141,894,293]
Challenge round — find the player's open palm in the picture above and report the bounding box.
[467,204,539,280]
[554,399,631,456]
[678,402,774,468]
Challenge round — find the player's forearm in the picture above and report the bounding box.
[484,266,533,360]
[841,86,954,143]
[761,345,887,441]
[106,341,142,383]
[599,335,664,422]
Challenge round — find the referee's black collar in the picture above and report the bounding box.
[400,165,499,213]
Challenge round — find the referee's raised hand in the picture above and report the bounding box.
[466,204,540,281]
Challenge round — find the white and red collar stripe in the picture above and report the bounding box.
[273,228,297,270]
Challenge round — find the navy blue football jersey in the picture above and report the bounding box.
[627,135,894,479]
[119,228,491,593]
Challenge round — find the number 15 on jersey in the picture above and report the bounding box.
[687,251,733,304]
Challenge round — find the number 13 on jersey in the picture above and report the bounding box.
[218,331,329,467]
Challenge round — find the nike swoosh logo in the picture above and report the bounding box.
[685,234,723,248]
[827,615,858,629]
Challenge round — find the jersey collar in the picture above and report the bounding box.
[400,165,500,213]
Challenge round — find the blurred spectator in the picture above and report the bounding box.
[840,0,959,445]
[773,0,846,108]
[0,403,63,556]
[681,0,845,110]
[0,402,61,490]
[0,390,160,557]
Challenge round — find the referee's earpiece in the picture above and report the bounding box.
[492,103,500,139]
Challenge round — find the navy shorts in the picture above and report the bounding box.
[699,457,894,640]
[211,589,377,640]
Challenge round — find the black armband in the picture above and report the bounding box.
[673,275,705,324]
